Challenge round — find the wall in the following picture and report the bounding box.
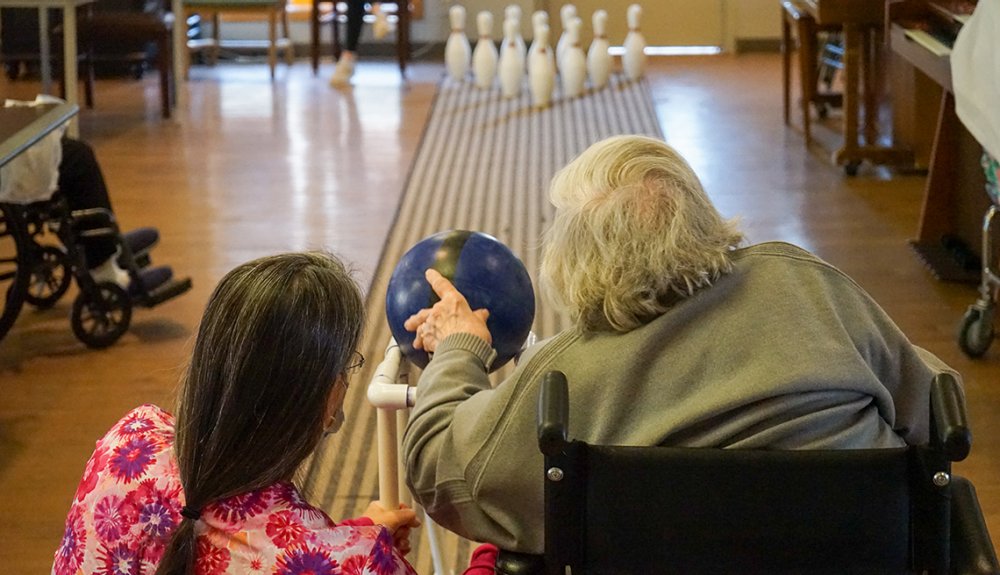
[214,0,782,53]
[724,0,782,51]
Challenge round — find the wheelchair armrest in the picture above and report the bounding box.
[537,371,569,456]
[931,373,972,461]
[950,476,1000,575]
[69,207,118,228]
[495,550,545,575]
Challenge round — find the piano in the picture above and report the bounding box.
[801,0,914,174]
[802,0,884,24]
[887,0,988,282]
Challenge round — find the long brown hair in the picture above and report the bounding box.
[155,251,365,575]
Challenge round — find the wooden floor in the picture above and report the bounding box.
[1,54,997,573]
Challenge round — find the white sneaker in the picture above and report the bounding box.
[329,57,355,87]
[373,10,395,40]
[90,257,130,289]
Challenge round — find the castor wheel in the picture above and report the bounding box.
[4,62,20,80]
[71,282,132,349]
[844,161,861,176]
[958,305,995,358]
[25,246,71,309]
[817,102,829,119]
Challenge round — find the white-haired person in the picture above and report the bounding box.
[399,134,961,562]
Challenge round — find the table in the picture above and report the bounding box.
[0,102,78,169]
[0,0,93,137]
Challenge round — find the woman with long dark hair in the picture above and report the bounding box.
[53,251,419,575]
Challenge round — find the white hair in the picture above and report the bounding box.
[541,135,744,332]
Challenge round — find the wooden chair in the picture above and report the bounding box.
[781,0,843,146]
[12,1,173,119]
[78,9,175,118]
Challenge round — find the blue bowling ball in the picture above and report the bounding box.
[386,230,535,372]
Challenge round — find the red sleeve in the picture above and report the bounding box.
[462,543,498,575]
[338,516,375,527]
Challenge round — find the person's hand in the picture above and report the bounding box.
[362,501,421,555]
[403,269,492,352]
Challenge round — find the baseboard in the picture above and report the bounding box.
[735,38,782,53]
[188,40,443,61]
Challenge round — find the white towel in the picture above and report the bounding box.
[951,0,1000,160]
[0,95,68,204]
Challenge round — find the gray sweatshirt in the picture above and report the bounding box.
[401,241,959,554]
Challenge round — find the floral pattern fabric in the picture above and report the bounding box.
[53,404,417,575]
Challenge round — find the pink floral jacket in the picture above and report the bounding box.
[52,404,417,575]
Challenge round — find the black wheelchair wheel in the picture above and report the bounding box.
[71,282,132,349]
[24,245,71,309]
[958,306,995,359]
[0,205,29,341]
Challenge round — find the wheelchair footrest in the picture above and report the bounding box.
[130,266,191,307]
[142,276,192,307]
[131,266,173,294]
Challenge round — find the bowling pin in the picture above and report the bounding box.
[499,17,526,98]
[560,17,586,98]
[527,10,548,73]
[445,5,471,82]
[529,24,555,108]
[501,5,527,63]
[472,11,499,89]
[556,3,577,73]
[587,9,611,90]
[622,4,647,81]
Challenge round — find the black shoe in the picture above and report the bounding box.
[121,227,159,268]
[130,265,173,297]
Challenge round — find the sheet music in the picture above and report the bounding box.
[904,28,953,57]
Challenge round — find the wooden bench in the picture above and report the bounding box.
[183,0,293,80]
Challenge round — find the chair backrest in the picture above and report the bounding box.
[554,443,914,574]
[520,371,996,575]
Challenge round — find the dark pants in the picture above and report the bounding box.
[344,0,369,52]
[58,137,116,268]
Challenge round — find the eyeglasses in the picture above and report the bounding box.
[346,351,365,373]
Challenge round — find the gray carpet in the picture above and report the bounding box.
[301,73,663,574]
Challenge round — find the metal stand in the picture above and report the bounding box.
[367,338,446,574]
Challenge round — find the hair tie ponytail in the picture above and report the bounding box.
[181,506,202,520]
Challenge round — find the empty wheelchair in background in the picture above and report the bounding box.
[496,371,1000,575]
[1,193,191,348]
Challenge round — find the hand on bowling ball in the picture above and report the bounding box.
[404,269,492,352]
[361,501,421,556]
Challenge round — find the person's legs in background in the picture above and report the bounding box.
[57,138,129,288]
[330,1,393,87]
[371,1,392,40]
[330,0,365,86]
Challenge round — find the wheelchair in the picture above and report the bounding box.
[1,193,191,347]
[957,153,1000,358]
[495,371,1000,575]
